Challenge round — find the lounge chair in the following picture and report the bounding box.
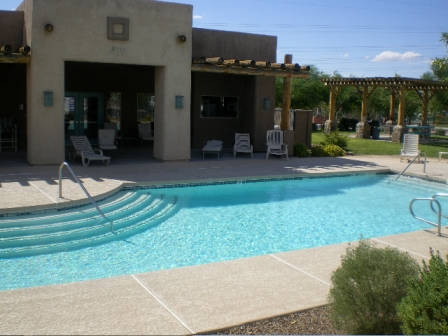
[203,140,223,159]
[233,133,253,158]
[98,129,117,150]
[70,136,110,167]
[400,134,421,162]
[138,123,154,146]
[266,130,288,160]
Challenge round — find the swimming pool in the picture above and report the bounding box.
[0,173,447,291]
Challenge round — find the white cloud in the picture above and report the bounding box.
[365,56,370,59]
[340,54,348,58]
[371,51,421,62]
[193,15,203,19]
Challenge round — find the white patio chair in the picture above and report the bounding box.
[266,130,288,160]
[203,140,223,159]
[98,129,117,150]
[138,123,154,146]
[70,136,110,167]
[104,122,121,146]
[233,133,253,158]
[400,133,421,162]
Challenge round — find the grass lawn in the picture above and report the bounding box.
[312,131,448,158]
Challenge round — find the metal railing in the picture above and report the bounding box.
[409,193,448,236]
[395,152,426,181]
[58,162,113,232]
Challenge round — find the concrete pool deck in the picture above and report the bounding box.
[1,149,448,335]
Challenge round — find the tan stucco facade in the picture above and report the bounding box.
[18,0,192,164]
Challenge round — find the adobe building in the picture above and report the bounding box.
[0,0,309,165]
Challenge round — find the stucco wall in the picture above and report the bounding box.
[192,28,277,61]
[0,10,24,50]
[21,0,192,164]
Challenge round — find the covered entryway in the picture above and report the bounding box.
[64,62,156,157]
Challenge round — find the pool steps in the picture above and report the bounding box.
[0,191,177,258]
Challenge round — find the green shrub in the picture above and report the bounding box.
[435,129,446,136]
[328,239,419,335]
[397,248,448,335]
[310,144,327,157]
[293,143,310,158]
[324,144,345,157]
[321,130,348,149]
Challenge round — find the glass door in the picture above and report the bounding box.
[64,92,104,144]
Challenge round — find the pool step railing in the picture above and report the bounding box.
[409,192,448,236]
[0,194,178,258]
[395,152,426,181]
[58,162,112,232]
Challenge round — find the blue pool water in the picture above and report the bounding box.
[0,174,447,291]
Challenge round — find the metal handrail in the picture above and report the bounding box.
[409,196,443,236]
[430,193,448,221]
[395,152,426,180]
[58,162,113,232]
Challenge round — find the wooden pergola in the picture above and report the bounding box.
[192,56,310,78]
[321,77,448,141]
[192,55,310,130]
[0,46,31,63]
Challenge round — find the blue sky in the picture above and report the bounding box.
[2,0,447,78]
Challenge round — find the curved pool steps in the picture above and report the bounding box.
[0,194,177,259]
[0,191,138,226]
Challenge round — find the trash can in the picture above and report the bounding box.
[372,127,380,140]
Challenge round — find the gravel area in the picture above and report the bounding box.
[210,306,345,335]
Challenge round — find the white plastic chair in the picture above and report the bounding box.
[70,136,110,167]
[266,130,288,160]
[138,123,154,146]
[104,122,121,146]
[98,129,117,150]
[233,133,253,158]
[203,140,223,159]
[400,134,421,162]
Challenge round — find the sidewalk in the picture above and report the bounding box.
[0,151,448,335]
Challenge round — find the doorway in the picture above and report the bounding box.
[64,92,104,144]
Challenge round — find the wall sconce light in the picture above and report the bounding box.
[175,95,184,109]
[45,23,54,32]
[177,35,187,43]
[263,98,271,110]
[1,45,12,54]
[44,91,53,107]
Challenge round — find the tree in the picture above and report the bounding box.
[368,87,390,120]
[432,32,448,82]
[275,65,330,111]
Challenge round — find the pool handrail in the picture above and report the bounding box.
[395,151,426,180]
[409,195,444,236]
[58,162,113,232]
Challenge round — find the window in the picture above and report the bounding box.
[200,96,238,118]
[137,93,155,122]
[106,92,121,129]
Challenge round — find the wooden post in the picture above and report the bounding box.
[397,85,406,126]
[361,86,368,122]
[389,91,396,121]
[281,54,293,130]
[329,86,336,121]
[422,90,429,126]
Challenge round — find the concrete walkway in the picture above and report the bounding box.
[1,149,448,335]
